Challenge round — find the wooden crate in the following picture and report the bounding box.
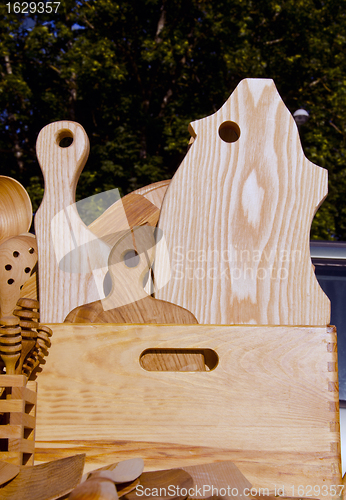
[34,323,342,498]
[0,374,37,466]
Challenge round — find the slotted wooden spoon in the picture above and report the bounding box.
[0,233,38,318]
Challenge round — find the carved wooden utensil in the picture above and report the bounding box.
[87,458,144,484]
[180,461,252,500]
[0,233,38,318]
[0,315,22,375]
[124,469,193,500]
[0,176,32,247]
[68,477,119,500]
[65,226,199,325]
[155,78,330,325]
[0,454,85,500]
[65,226,204,371]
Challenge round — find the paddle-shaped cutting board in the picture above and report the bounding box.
[155,79,330,325]
[35,121,111,323]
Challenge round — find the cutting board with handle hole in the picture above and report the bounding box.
[35,122,161,323]
[155,78,330,325]
[65,225,204,371]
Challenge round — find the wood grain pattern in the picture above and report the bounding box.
[155,79,330,325]
[88,193,160,247]
[65,226,198,325]
[0,233,38,318]
[133,180,170,208]
[0,454,85,500]
[0,176,32,247]
[34,323,341,497]
[0,460,20,486]
[35,121,110,323]
[180,461,252,500]
[64,226,202,371]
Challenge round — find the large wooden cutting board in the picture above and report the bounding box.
[154,79,330,325]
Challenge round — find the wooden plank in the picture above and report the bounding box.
[155,79,330,325]
[35,323,341,497]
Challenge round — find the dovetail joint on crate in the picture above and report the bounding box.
[0,375,37,466]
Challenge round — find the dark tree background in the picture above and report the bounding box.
[1,0,346,238]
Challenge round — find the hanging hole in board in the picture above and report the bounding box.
[7,279,14,285]
[24,267,31,274]
[13,251,19,258]
[56,129,74,148]
[124,250,140,268]
[140,348,219,372]
[5,264,11,271]
[28,248,34,254]
[219,121,240,143]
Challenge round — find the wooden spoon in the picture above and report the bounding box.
[0,233,38,318]
[0,176,32,246]
[180,461,252,500]
[69,477,118,500]
[124,469,193,500]
[88,458,144,484]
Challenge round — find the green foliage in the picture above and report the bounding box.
[1,0,346,238]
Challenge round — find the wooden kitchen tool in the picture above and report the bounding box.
[0,453,85,500]
[124,469,193,500]
[71,458,145,500]
[0,233,38,318]
[65,226,198,325]
[180,461,252,500]
[69,477,119,500]
[13,298,39,376]
[88,458,144,483]
[0,316,22,375]
[35,121,111,323]
[88,193,160,247]
[65,226,203,371]
[155,79,330,325]
[0,176,32,247]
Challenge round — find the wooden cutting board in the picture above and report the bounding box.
[133,179,170,208]
[64,226,203,371]
[35,122,166,323]
[154,79,330,325]
[35,121,111,323]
